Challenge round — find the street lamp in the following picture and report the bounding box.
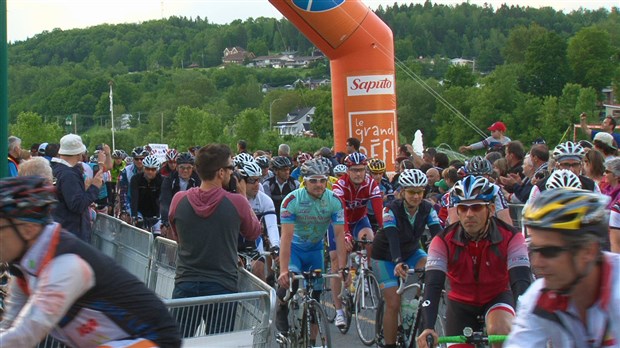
[269,98,282,129]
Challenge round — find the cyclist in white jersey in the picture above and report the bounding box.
[506,189,620,348]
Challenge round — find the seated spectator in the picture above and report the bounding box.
[18,157,54,185]
[584,149,606,187]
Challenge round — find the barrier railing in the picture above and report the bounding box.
[37,214,275,348]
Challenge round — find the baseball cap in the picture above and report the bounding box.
[434,179,449,191]
[593,132,617,150]
[38,142,49,155]
[487,121,507,132]
[58,134,87,156]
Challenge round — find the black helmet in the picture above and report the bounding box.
[255,155,270,169]
[466,156,493,176]
[132,146,149,158]
[176,152,194,165]
[0,176,57,224]
[271,156,292,169]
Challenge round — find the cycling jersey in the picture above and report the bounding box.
[421,218,531,331]
[372,199,442,263]
[505,252,620,348]
[239,190,280,251]
[263,176,299,224]
[129,172,162,219]
[118,164,141,212]
[332,174,384,229]
[0,223,181,347]
[280,188,345,252]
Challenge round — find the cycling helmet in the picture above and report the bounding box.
[176,152,194,165]
[333,164,348,176]
[523,188,608,239]
[345,152,368,167]
[466,156,493,176]
[451,175,498,204]
[368,158,386,173]
[132,146,149,158]
[239,161,262,178]
[0,176,57,224]
[399,169,428,188]
[545,169,582,190]
[301,158,331,177]
[553,141,585,161]
[271,156,293,169]
[142,155,160,169]
[255,155,271,169]
[166,148,179,161]
[233,153,255,168]
[297,152,313,165]
[112,149,125,159]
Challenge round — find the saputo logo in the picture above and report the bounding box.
[347,75,395,96]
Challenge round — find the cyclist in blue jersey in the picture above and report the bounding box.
[276,158,349,338]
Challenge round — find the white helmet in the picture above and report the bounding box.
[333,164,348,176]
[553,141,585,161]
[142,155,160,169]
[545,169,582,190]
[239,161,262,178]
[398,169,428,188]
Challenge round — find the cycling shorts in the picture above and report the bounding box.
[371,249,427,289]
[97,338,158,347]
[289,243,325,287]
[327,216,372,251]
[445,290,515,336]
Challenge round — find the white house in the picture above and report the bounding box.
[276,107,315,136]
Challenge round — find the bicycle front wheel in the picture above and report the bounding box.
[320,277,337,322]
[309,299,332,347]
[355,272,381,346]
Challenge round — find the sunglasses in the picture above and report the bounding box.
[221,165,235,171]
[558,162,581,169]
[144,167,157,172]
[528,245,570,259]
[134,157,144,161]
[456,203,489,214]
[178,165,193,171]
[245,177,259,184]
[307,177,328,184]
[404,188,425,195]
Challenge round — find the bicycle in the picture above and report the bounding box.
[275,269,339,348]
[376,267,447,348]
[333,238,381,346]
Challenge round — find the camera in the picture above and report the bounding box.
[95,144,103,151]
[92,163,100,173]
[226,171,242,193]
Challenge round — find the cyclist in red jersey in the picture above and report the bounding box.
[329,152,384,327]
[418,175,531,348]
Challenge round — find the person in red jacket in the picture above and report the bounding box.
[418,175,532,348]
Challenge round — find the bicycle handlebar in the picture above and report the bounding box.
[282,270,340,302]
[437,334,507,344]
[396,266,425,295]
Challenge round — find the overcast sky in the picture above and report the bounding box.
[7,0,619,42]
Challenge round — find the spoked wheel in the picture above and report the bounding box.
[355,272,382,346]
[309,299,332,348]
[338,292,353,334]
[320,277,337,323]
[375,297,385,347]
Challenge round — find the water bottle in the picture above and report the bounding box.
[349,268,356,293]
[401,298,416,332]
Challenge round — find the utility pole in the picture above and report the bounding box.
[109,81,116,151]
[73,113,77,134]
[161,112,164,142]
[270,98,282,129]
[1,0,8,178]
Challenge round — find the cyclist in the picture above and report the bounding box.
[160,152,200,238]
[263,156,299,225]
[118,146,148,219]
[333,164,348,178]
[372,169,443,348]
[291,152,312,181]
[330,152,383,327]
[276,158,349,343]
[447,156,512,226]
[129,155,163,235]
[0,176,181,347]
[417,175,531,348]
[506,189,620,347]
[159,148,178,177]
[238,161,280,282]
[367,158,395,229]
[254,155,273,183]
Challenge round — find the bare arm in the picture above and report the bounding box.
[580,113,592,138]
[278,223,294,288]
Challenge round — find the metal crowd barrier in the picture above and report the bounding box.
[37,214,275,347]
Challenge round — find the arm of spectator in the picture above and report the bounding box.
[61,171,100,214]
[102,144,113,171]
[579,112,592,138]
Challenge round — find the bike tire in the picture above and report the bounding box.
[374,297,385,347]
[309,299,332,348]
[337,292,353,334]
[287,298,302,348]
[320,277,337,323]
[355,272,381,346]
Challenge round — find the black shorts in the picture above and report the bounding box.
[445,291,515,336]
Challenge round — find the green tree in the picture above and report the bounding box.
[520,32,570,97]
[310,93,333,139]
[567,27,615,95]
[502,24,547,64]
[170,106,223,149]
[235,108,268,148]
[443,65,476,88]
[9,112,63,147]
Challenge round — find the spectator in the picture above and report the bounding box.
[318,146,339,168]
[51,134,103,242]
[485,151,503,164]
[18,157,53,185]
[169,144,261,336]
[278,143,290,157]
[500,143,549,203]
[583,148,606,187]
[346,137,361,154]
[504,141,525,177]
[592,132,618,162]
[602,158,620,209]
[237,139,248,154]
[426,167,441,194]
[38,142,48,157]
[7,136,22,177]
[29,143,40,157]
[579,113,620,148]
[422,147,437,166]
[493,158,509,180]
[459,121,511,153]
[45,143,60,159]
[433,152,449,170]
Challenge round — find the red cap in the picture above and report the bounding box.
[487,121,506,132]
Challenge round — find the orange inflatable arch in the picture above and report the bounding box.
[269,0,398,171]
